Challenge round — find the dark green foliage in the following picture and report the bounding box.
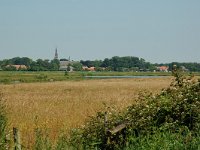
[125,128,200,150]
[69,70,200,149]
[170,62,200,72]
[0,57,60,71]
[54,133,75,150]
[72,62,83,71]
[33,128,52,150]
[64,71,69,76]
[0,57,32,67]
[50,59,60,71]
[35,74,48,81]
[104,56,154,71]
[30,59,53,71]
[81,56,154,72]
[0,92,7,150]
[2,65,17,71]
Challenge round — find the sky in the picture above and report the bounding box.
[0,0,200,63]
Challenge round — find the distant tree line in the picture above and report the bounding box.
[81,56,155,71]
[81,57,200,72]
[0,57,60,71]
[168,62,200,72]
[0,56,200,72]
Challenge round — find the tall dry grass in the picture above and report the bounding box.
[0,78,171,147]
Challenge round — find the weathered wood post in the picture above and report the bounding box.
[104,111,111,146]
[13,127,21,150]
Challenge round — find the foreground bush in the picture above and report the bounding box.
[69,71,200,149]
[125,128,200,150]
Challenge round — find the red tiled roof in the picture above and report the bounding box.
[157,66,169,71]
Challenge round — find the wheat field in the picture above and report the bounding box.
[1,78,171,147]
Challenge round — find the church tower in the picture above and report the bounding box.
[54,48,58,60]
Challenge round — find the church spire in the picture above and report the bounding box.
[54,48,58,60]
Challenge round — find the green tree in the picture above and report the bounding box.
[67,64,71,72]
[80,60,93,67]
[72,62,83,71]
[2,65,17,71]
[50,59,60,71]
[30,61,40,71]
[101,58,110,67]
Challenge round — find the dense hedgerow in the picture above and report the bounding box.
[69,70,200,149]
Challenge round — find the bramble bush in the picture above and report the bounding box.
[69,70,200,149]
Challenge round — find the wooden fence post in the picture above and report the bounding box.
[13,127,21,150]
[104,111,111,145]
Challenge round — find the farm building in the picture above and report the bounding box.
[156,66,169,72]
[6,65,28,70]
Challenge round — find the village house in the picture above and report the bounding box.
[6,65,28,70]
[59,59,79,71]
[82,66,95,71]
[156,66,169,72]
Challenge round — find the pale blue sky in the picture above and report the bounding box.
[0,0,200,63]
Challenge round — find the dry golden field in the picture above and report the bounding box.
[1,78,171,147]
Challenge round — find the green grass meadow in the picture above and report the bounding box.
[0,71,173,84]
[1,70,200,84]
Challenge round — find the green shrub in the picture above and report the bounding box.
[33,128,52,150]
[0,92,7,150]
[35,74,48,81]
[64,71,69,76]
[0,79,10,84]
[69,70,200,149]
[126,128,200,150]
[55,134,72,150]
